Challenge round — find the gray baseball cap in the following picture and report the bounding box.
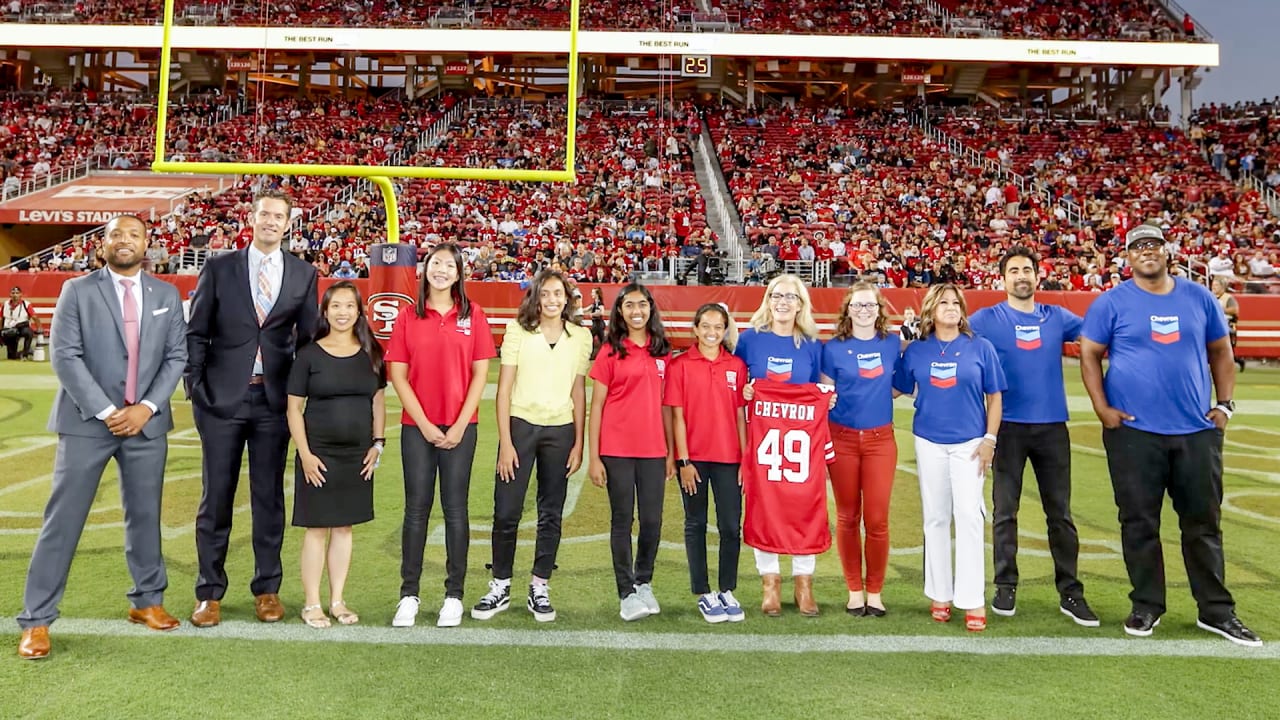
[1125,224,1165,250]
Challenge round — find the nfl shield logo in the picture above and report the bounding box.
[382,246,399,264]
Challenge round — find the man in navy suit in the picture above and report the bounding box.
[18,214,188,660]
[186,189,318,627]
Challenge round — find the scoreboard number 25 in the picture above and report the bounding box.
[681,55,712,78]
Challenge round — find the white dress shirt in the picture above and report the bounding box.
[96,268,158,420]
[247,244,284,375]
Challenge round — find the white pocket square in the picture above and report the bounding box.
[152,307,170,316]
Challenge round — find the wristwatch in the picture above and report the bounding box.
[1216,400,1235,413]
[676,458,692,469]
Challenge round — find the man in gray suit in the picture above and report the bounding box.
[17,214,188,660]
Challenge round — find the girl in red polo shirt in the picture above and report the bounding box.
[588,283,673,622]
[666,304,748,624]
[386,243,497,629]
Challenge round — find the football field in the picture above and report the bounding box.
[1,361,1278,719]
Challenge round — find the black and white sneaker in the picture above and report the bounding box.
[1123,611,1160,637]
[992,587,1016,617]
[471,579,511,620]
[528,583,556,623]
[1060,596,1100,627]
[1197,616,1263,648]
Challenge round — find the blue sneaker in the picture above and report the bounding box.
[697,593,728,624]
[718,591,745,622]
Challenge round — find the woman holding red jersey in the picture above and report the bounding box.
[386,243,497,629]
[666,304,748,623]
[588,283,673,622]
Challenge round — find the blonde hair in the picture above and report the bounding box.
[918,283,972,339]
[749,274,819,348]
[833,281,890,340]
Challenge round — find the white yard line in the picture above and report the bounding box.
[40,618,1279,660]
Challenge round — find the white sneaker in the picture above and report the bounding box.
[635,583,660,615]
[718,591,745,622]
[620,592,651,622]
[437,597,464,628]
[392,596,420,627]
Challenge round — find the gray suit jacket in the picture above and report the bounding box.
[48,269,188,439]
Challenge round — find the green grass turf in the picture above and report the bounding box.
[1,360,1278,718]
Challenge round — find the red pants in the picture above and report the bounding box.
[829,422,898,593]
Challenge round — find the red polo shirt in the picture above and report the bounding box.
[589,337,670,459]
[664,348,747,464]
[385,303,497,427]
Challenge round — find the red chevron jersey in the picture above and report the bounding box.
[742,380,836,555]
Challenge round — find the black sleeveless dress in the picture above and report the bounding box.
[287,343,386,527]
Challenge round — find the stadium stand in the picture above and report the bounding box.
[3,0,1205,40]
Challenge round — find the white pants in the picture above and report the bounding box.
[914,435,987,611]
[753,550,816,576]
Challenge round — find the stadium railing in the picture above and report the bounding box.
[0,158,93,202]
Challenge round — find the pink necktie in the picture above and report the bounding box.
[121,279,139,405]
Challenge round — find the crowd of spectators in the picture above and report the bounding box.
[710,103,1278,292]
[933,0,1187,41]
[0,87,242,193]
[5,0,1198,40]
[1188,98,1280,190]
[15,96,713,282]
[10,89,1279,294]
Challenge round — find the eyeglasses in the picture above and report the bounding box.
[769,292,801,304]
[1128,240,1163,252]
[848,302,878,311]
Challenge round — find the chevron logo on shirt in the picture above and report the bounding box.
[856,353,884,379]
[929,362,958,389]
[1015,325,1042,351]
[766,356,793,382]
[1150,315,1181,344]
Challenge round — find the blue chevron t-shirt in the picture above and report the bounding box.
[971,302,1083,423]
[735,328,823,385]
[892,333,1007,444]
[1081,278,1228,435]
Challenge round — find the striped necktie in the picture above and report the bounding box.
[254,256,275,371]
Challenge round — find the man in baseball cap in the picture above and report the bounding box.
[1125,224,1164,250]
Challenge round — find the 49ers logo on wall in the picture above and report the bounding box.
[367,292,415,340]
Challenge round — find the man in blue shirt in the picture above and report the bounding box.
[971,246,1096,627]
[1081,224,1260,647]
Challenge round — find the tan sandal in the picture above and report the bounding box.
[301,604,331,629]
[330,601,359,625]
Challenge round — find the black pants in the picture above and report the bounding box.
[992,421,1082,598]
[491,419,575,581]
[680,461,741,595]
[3,323,34,359]
[193,385,291,600]
[400,423,478,600]
[1102,425,1235,621]
[603,456,666,599]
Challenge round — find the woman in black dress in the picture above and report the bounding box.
[286,281,387,629]
[586,287,607,359]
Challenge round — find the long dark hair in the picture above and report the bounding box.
[316,281,385,381]
[516,269,579,333]
[417,243,472,320]
[606,282,669,359]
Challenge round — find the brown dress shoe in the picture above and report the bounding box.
[128,605,181,631]
[794,575,820,617]
[191,600,221,628]
[255,593,285,623]
[18,626,50,660]
[761,573,782,617]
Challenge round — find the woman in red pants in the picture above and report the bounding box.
[820,282,903,617]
